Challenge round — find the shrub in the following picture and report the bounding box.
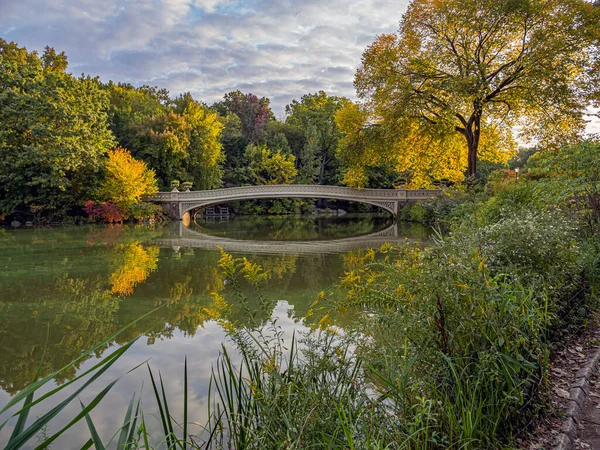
[475,209,580,290]
[128,202,165,221]
[408,202,430,221]
[398,203,412,221]
[83,200,125,223]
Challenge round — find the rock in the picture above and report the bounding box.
[555,387,571,399]
[10,220,22,228]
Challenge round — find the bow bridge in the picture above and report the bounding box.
[148,185,441,219]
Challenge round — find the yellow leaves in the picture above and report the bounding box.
[240,257,269,284]
[102,147,158,209]
[342,168,369,189]
[262,355,278,374]
[202,291,231,320]
[379,242,393,254]
[246,145,297,185]
[110,243,159,296]
[340,271,361,289]
[343,249,375,272]
[478,258,486,274]
[217,246,237,279]
[217,247,269,285]
[317,312,332,329]
[183,102,224,169]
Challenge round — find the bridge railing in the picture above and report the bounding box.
[148,185,442,202]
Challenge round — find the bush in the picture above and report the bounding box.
[83,200,125,223]
[475,209,580,290]
[398,203,412,221]
[128,202,165,221]
[409,202,430,221]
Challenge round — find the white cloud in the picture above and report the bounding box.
[0,0,407,114]
[1,0,598,133]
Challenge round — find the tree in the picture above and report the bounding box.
[245,144,298,185]
[298,126,322,183]
[220,91,273,143]
[183,102,224,189]
[217,112,250,186]
[286,91,346,184]
[0,40,115,219]
[339,0,600,186]
[111,88,224,190]
[101,147,158,209]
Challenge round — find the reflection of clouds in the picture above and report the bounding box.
[0,221,393,448]
[0,306,311,449]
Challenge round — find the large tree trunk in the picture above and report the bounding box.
[465,114,481,179]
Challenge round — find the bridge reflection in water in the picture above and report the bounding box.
[153,221,416,255]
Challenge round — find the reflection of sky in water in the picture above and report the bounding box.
[0,217,431,449]
[0,302,303,449]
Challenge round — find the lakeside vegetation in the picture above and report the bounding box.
[2,139,599,448]
[1,0,600,448]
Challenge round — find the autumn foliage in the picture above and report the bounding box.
[102,147,158,209]
[83,201,124,223]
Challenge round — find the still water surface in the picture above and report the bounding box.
[0,215,430,448]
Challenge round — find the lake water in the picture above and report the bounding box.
[0,215,430,449]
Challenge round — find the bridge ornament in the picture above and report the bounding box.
[146,185,442,219]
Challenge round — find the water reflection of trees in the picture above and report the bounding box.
[194,214,393,241]
[0,220,431,393]
[0,227,345,392]
[110,243,159,296]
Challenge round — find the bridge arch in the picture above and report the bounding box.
[152,221,404,255]
[148,185,441,219]
[182,195,397,216]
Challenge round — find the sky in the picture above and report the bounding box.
[0,0,410,117]
[0,0,598,132]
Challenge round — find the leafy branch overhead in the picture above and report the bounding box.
[336,0,600,187]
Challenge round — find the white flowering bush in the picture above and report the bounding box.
[476,210,580,283]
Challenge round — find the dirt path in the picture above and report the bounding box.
[523,315,600,450]
[574,371,600,449]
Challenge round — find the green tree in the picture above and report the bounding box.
[286,91,346,185]
[340,0,600,184]
[298,126,321,183]
[245,144,298,185]
[217,112,250,186]
[104,82,167,152]
[0,40,115,219]
[109,88,224,190]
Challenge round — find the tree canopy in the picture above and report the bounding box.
[286,91,346,185]
[108,85,224,190]
[337,0,600,187]
[101,147,158,209]
[0,40,115,219]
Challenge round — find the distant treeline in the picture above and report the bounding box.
[1,39,407,222]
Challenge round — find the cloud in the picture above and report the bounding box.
[1,0,597,133]
[0,0,408,114]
